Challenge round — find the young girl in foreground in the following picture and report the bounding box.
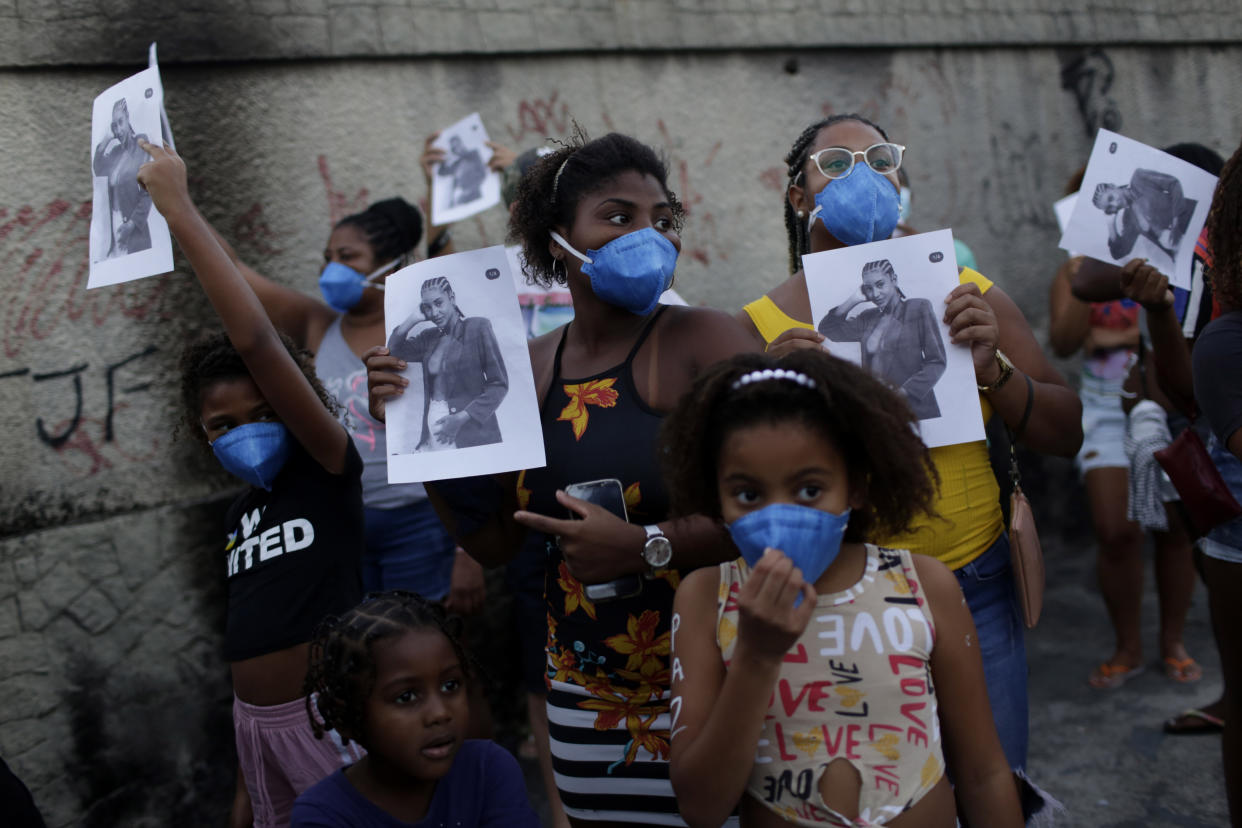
[140,143,365,827]
[292,592,539,827]
[664,351,1022,828]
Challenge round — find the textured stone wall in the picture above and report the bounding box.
[0,500,235,827]
[1,0,1240,66]
[2,4,1241,823]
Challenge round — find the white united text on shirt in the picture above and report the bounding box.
[226,506,315,577]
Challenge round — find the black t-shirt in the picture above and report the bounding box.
[222,439,364,661]
[1192,311,1242,446]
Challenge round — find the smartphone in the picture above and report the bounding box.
[564,479,643,602]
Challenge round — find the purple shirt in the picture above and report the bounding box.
[291,740,539,828]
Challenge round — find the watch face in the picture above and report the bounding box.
[644,536,673,568]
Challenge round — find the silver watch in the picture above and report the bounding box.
[642,524,673,570]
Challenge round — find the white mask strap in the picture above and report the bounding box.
[549,231,593,266]
[807,204,822,233]
[363,258,402,290]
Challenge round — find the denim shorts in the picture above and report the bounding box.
[953,532,1029,771]
[362,499,456,599]
[1077,372,1129,473]
[1201,434,1242,564]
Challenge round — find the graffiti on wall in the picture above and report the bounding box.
[1061,49,1123,137]
[0,192,293,483]
[506,91,572,145]
[1,345,161,477]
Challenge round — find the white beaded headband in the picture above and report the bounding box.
[550,156,573,206]
[730,368,816,390]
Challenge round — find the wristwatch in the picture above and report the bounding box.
[977,349,1015,393]
[642,524,673,573]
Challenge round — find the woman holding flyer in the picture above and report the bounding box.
[200,195,485,611]
[368,130,756,825]
[385,276,508,451]
[736,114,1082,797]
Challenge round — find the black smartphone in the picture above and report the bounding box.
[564,479,643,602]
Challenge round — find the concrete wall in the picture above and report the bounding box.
[2,3,1240,824]
[3,0,1240,66]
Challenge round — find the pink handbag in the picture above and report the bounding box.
[1007,375,1044,629]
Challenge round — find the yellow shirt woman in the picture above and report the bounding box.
[742,268,1002,571]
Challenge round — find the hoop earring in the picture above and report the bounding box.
[552,258,566,283]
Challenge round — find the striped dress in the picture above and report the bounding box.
[520,308,686,825]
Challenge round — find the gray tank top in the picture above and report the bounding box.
[315,317,427,509]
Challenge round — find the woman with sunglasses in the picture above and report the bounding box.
[737,114,1082,791]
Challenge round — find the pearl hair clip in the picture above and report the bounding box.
[730,368,816,390]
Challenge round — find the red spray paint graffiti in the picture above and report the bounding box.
[506,92,572,145]
[318,156,371,225]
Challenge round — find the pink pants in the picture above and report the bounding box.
[233,695,365,827]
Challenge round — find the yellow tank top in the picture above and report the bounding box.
[741,269,1003,570]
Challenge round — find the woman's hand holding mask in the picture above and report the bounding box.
[735,548,817,664]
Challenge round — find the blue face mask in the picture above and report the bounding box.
[318,258,400,312]
[808,165,901,247]
[727,503,852,605]
[550,228,677,316]
[210,421,291,491]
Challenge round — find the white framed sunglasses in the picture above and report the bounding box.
[809,143,905,180]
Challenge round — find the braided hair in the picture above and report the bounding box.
[303,591,477,745]
[420,276,466,319]
[507,126,684,288]
[782,114,890,274]
[335,198,424,263]
[1207,138,1242,312]
[659,349,938,543]
[862,258,905,300]
[178,331,339,445]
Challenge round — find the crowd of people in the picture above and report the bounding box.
[8,105,1241,828]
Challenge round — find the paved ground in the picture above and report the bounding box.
[1026,521,1228,826]
[517,459,1233,826]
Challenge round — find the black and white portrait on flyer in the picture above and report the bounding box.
[1059,130,1218,290]
[88,64,174,289]
[384,245,545,482]
[430,113,502,227]
[804,229,985,449]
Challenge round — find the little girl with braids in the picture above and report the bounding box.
[293,592,539,827]
[664,351,1022,828]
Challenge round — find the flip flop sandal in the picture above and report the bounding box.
[1163,708,1225,735]
[1088,662,1145,689]
[1163,656,1204,683]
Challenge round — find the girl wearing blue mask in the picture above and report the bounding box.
[737,115,1082,794]
[367,130,757,825]
[194,181,486,615]
[140,142,366,828]
[663,350,1023,828]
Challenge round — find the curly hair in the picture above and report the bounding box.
[178,330,339,444]
[335,197,424,263]
[303,591,476,745]
[660,350,938,543]
[782,114,890,275]
[1207,138,1242,312]
[507,126,684,289]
